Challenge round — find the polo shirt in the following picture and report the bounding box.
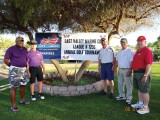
[98,45,115,63]
[4,45,28,67]
[132,46,153,71]
[116,47,134,68]
[28,49,43,67]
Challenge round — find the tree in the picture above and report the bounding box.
[61,0,160,43]
[0,0,63,40]
[1,0,160,84]
[152,35,160,49]
[0,36,14,49]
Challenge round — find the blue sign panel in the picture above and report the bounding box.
[35,33,61,59]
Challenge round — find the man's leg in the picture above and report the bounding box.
[118,69,125,97]
[20,85,25,102]
[142,93,150,107]
[19,85,30,104]
[138,90,143,103]
[137,92,150,114]
[38,81,45,99]
[109,80,114,94]
[103,80,108,92]
[38,81,42,93]
[30,83,37,101]
[10,87,17,107]
[124,71,132,100]
[30,83,35,95]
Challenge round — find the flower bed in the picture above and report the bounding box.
[34,70,105,96]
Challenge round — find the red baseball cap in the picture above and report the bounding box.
[137,36,146,42]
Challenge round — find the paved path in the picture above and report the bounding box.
[0,57,98,81]
[0,57,9,81]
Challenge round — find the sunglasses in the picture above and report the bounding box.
[17,40,24,42]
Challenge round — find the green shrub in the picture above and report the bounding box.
[59,60,68,64]
[153,50,160,61]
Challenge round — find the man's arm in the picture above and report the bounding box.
[144,64,152,76]
[40,61,46,74]
[98,59,101,73]
[126,61,132,77]
[4,59,10,67]
[114,60,118,73]
[141,64,152,83]
[26,62,31,78]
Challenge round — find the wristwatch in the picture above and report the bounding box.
[143,74,148,77]
[128,68,132,71]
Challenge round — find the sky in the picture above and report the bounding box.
[110,27,160,46]
[110,14,160,46]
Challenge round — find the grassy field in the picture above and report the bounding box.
[0,63,160,120]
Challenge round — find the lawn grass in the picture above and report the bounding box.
[0,63,160,120]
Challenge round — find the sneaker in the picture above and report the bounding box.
[31,95,36,101]
[20,100,30,104]
[39,93,45,100]
[10,106,18,112]
[137,106,150,114]
[109,93,114,98]
[100,90,107,96]
[116,96,126,100]
[131,102,143,109]
[125,99,132,104]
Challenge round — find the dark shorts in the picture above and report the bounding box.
[29,66,43,84]
[101,63,114,81]
[133,73,151,93]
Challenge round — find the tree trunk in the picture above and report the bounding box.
[50,59,68,82]
[26,31,34,40]
[75,60,92,84]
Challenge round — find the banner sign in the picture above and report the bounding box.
[35,33,61,59]
[61,33,108,61]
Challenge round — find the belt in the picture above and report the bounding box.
[134,69,145,73]
[101,62,112,65]
[29,66,40,68]
[120,68,129,70]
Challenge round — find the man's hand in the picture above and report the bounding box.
[126,70,132,77]
[141,75,148,83]
[112,65,115,71]
[43,68,46,74]
[114,68,117,74]
[27,71,31,78]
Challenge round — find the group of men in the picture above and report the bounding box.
[98,36,153,115]
[3,37,46,112]
[3,35,152,115]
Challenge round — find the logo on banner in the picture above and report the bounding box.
[63,34,70,38]
[100,35,106,38]
[40,34,60,45]
[38,34,60,49]
[63,55,69,59]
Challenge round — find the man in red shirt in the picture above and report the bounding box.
[131,36,153,114]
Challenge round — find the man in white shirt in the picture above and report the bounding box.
[115,38,134,104]
[98,38,115,98]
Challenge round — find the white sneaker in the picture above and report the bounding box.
[137,106,150,114]
[116,96,126,100]
[40,95,45,100]
[126,99,132,104]
[39,93,45,100]
[131,103,143,109]
[31,95,36,101]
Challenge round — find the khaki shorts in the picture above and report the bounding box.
[133,73,151,93]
